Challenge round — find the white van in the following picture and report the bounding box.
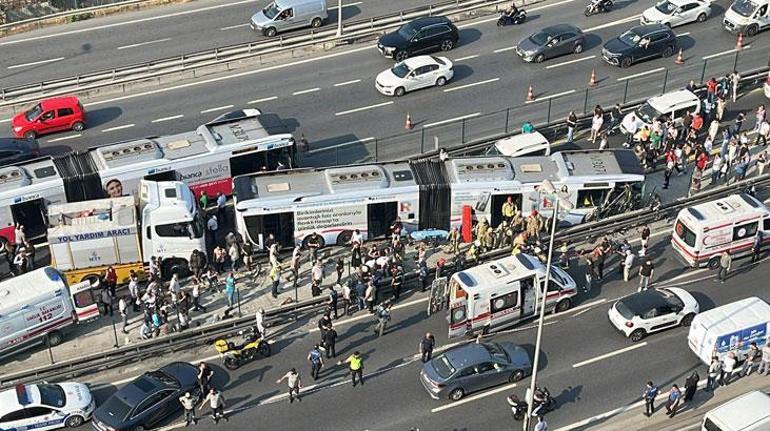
[447,253,577,338]
[723,0,770,36]
[688,297,770,364]
[250,0,328,37]
[622,89,700,133]
[486,131,552,157]
[702,390,770,431]
[671,193,770,268]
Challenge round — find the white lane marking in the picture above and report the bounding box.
[545,298,608,321]
[0,119,9,123]
[423,112,481,128]
[101,124,135,132]
[617,67,665,81]
[525,89,576,103]
[334,79,362,87]
[453,54,479,61]
[292,87,321,96]
[151,114,184,123]
[493,46,517,53]
[7,57,65,69]
[545,55,596,69]
[572,342,648,368]
[116,37,172,50]
[677,31,691,37]
[335,101,393,116]
[248,96,278,104]
[443,78,499,93]
[0,0,258,46]
[330,1,363,9]
[458,0,575,29]
[703,45,751,60]
[584,14,640,32]
[200,105,234,114]
[220,23,251,31]
[45,134,81,142]
[305,136,375,155]
[431,382,519,413]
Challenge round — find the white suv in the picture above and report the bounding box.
[621,89,700,133]
[608,287,700,342]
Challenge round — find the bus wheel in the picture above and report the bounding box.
[336,231,353,246]
[555,298,571,313]
[44,331,64,347]
[707,257,720,270]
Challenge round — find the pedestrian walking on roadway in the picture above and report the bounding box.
[758,341,770,375]
[566,111,577,144]
[638,259,654,291]
[684,371,699,402]
[664,384,681,417]
[100,288,114,317]
[197,362,214,396]
[216,192,227,225]
[327,285,339,319]
[339,351,365,387]
[277,368,302,403]
[706,356,722,392]
[308,344,324,380]
[270,263,281,299]
[179,392,197,426]
[534,415,548,431]
[119,296,129,334]
[322,325,337,358]
[224,272,236,308]
[203,388,228,424]
[590,109,604,143]
[716,251,731,283]
[752,231,764,263]
[642,381,659,417]
[419,332,435,363]
[191,282,207,312]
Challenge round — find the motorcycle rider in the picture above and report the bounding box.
[529,386,551,416]
[587,0,612,14]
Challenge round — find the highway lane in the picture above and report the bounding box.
[18,0,770,163]
[0,0,437,88]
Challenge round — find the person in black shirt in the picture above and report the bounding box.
[306,232,322,264]
[322,325,337,358]
[419,333,435,363]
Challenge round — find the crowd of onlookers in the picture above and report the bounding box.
[2,224,36,277]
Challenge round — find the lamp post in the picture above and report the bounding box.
[523,180,574,431]
[336,0,343,36]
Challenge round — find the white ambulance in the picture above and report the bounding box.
[671,194,770,268]
[447,253,577,338]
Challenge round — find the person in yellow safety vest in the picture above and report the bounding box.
[512,231,529,255]
[501,196,517,224]
[475,218,489,251]
[338,351,365,387]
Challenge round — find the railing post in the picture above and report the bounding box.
[421,128,425,153]
[583,88,589,114]
[733,51,739,72]
[547,97,552,123]
[374,138,379,161]
[700,59,707,84]
[662,68,669,94]
[505,107,510,133]
[461,118,467,143]
[623,80,629,104]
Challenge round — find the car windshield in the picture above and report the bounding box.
[397,22,419,39]
[636,102,663,122]
[661,289,685,308]
[37,384,66,408]
[655,0,677,14]
[432,356,456,379]
[529,30,550,46]
[391,62,412,78]
[482,343,511,362]
[618,30,642,46]
[146,370,181,388]
[24,104,43,122]
[615,300,635,319]
[731,0,757,17]
[262,2,280,19]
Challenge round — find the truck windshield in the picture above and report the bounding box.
[263,2,280,19]
[731,0,757,17]
[675,220,696,247]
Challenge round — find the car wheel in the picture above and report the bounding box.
[23,130,36,140]
[509,369,525,383]
[311,17,323,28]
[555,298,571,313]
[449,388,465,401]
[534,53,545,63]
[134,426,146,431]
[394,50,409,62]
[394,87,406,97]
[265,27,277,37]
[680,313,695,327]
[661,46,674,58]
[573,44,584,54]
[696,13,707,22]
[620,57,633,68]
[440,39,455,51]
[72,121,85,132]
[707,257,720,270]
[44,330,64,347]
[436,76,448,87]
[747,25,758,37]
[65,415,85,428]
[630,329,646,342]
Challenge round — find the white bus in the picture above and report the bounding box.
[233,150,646,250]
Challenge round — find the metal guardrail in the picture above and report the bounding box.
[0,0,145,28]
[0,0,516,107]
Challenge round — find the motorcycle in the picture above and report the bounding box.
[497,9,527,25]
[507,386,557,420]
[584,0,613,16]
[214,326,271,370]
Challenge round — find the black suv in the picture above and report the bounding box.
[377,16,460,62]
[602,24,676,68]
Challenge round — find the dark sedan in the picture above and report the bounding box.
[420,342,532,401]
[0,137,39,167]
[92,362,198,431]
[516,24,585,63]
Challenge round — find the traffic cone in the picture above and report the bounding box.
[588,69,597,87]
[674,48,685,65]
[526,84,535,101]
[736,33,744,50]
[405,112,413,130]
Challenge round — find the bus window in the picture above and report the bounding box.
[732,221,758,241]
[576,189,608,208]
[765,218,770,231]
[675,220,697,248]
[266,147,293,170]
[490,291,518,313]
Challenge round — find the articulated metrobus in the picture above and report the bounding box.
[233,150,646,250]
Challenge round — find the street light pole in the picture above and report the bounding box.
[336,0,343,37]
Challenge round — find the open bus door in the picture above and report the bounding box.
[490,193,522,228]
[11,199,47,240]
[367,202,397,239]
[68,280,99,323]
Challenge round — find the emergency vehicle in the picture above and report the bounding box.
[446,253,577,338]
[671,193,770,268]
[0,383,95,430]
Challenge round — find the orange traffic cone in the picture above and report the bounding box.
[526,84,535,101]
[405,112,413,130]
[674,48,685,65]
[736,33,744,50]
[589,69,597,87]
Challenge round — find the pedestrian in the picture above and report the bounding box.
[712,155,723,185]
[197,362,214,396]
[419,332,435,363]
[638,259,654,291]
[118,296,129,334]
[706,356,722,392]
[664,384,681,417]
[191,282,207,312]
[642,381,658,417]
[639,225,650,251]
[590,109,604,143]
[199,191,209,210]
[390,265,403,302]
[276,368,302,403]
[752,230,764,263]
[327,285,339,319]
[13,224,25,247]
[203,388,228,424]
[684,371,699,402]
[758,341,770,375]
[339,351,364,387]
[756,119,770,146]
[365,281,376,313]
[355,280,366,312]
[722,352,737,385]
[128,271,141,312]
[716,250,731,283]
[534,415,548,431]
[269,263,281,299]
[566,111,577,143]
[742,342,761,376]
[216,192,226,225]
[622,249,635,282]
[754,104,767,133]
[730,70,740,102]
[311,260,324,297]
[322,325,337,358]
[100,288,114,317]
[179,392,197,426]
[224,272,236,308]
[255,308,266,337]
[228,242,240,272]
[308,344,324,380]
[306,232,322,264]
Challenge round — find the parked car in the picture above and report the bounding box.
[420,342,532,401]
[377,16,459,62]
[516,24,586,63]
[0,382,95,430]
[11,96,86,139]
[602,24,677,68]
[375,55,454,96]
[0,137,39,166]
[608,287,699,342]
[92,362,198,431]
[250,0,327,37]
[640,0,711,27]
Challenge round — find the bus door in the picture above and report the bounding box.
[69,281,100,323]
[490,193,522,228]
[367,202,397,239]
[11,199,47,240]
[520,276,536,319]
[263,212,295,248]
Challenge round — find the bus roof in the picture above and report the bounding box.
[679,194,769,226]
[0,157,63,196]
[0,267,68,316]
[453,254,544,294]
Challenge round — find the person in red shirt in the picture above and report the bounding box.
[696,151,709,171]
[105,266,118,292]
[691,113,704,133]
[706,77,718,102]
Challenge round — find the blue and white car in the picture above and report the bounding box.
[0,383,95,430]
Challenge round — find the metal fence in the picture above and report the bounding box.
[0,0,135,24]
[298,44,770,167]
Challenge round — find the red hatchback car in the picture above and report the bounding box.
[11,96,86,139]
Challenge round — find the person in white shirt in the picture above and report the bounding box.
[350,229,363,246]
[758,341,770,375]
[590,113,604,143]
[13,224,25,246]
[623,250,635,282]
[722,352,737,385]
[276,368,302,403]
[118,297,129,334]
[534,415,548,431]
[622,115,638,147]
[255,308,266,337]
[169,273,181,304]
[203,388,228,424]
